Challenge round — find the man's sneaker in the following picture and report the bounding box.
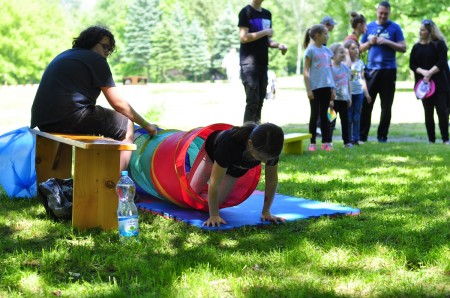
[321,143,333,151]
[344,143,353,148]
[357,141,364,145]
[377,137,387,143]
[308,144,317,151]
[444,141,449,145]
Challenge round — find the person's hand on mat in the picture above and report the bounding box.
[203,215,227,227]
[261,212,285,224]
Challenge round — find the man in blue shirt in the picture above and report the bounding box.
[359,1,406,143]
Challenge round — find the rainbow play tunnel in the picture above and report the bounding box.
[129,123,261,212]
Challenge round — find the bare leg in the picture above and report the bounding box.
[216,176,238,205]
[120,120,134,171]
[188,153,214,195]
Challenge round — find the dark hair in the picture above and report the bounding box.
[343,39,358,49]
[231,123,284,158]
[303,24,327,49]
[72,26,116,54]
[378,1,391,9]
[350,11,366,29]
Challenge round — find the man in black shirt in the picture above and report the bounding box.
[31,26,157,170]
[238,0,287,124]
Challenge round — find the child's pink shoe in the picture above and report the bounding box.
[308,144,317,152]
[321,143,333,151]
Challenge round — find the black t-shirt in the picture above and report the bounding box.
[205,130,278,178]
[238,5,271,66]
[31,48,115,128]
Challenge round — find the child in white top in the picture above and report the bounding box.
[330,43,352,147]
[303,24,335,152]
[344,39,372,145]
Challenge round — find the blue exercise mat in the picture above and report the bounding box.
[136,190,360,230]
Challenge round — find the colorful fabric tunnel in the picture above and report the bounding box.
[129,123,261,212]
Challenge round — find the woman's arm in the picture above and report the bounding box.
[239,27,272,44]
[261,164,285,223]
[303,56,313,100]
[203,162,228,227]
[101,86,157,136]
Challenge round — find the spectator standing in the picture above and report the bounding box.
[344,12,367,47]
[359,1,406,143]
[330,43,352,148]
[344,39,372,145]
[316,16,337,135]
[409,20,449,144]
[238,0,287,124]
[321,16,337,35]
[303,24,335,152]
[221,47,240,83]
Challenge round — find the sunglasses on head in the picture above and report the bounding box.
[422,19,433,26]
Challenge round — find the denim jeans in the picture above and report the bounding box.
[348,93,364,142]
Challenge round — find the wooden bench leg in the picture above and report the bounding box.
[72,148,120,230]
[35,136,72,183]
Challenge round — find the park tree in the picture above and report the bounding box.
[149,16,184,82]
[211,5,240,74]
[0,0,70,84]
[91,0,131,78]
[123,0,161,80]
[184,20,211,82]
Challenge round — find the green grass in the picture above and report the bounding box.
[1,129,449,296]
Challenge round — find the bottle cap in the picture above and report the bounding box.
[121,170,128,176]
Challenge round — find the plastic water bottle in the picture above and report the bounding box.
[116,170,139,241]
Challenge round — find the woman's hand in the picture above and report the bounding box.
[203,215,227,227]
[307,90,314,100]
[143,123,158,136]
[261,212,285,224]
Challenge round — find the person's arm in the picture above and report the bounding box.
[303,56,314,100]
[239,26,272,44]
[101,86,157,136]
[261,163,285,223]
[203,162,228,227]
[268,39,288,55]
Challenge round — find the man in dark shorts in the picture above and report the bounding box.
[31,26,157,170]
[238,0,287,124]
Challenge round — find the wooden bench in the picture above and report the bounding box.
[31,129,137,231]
[283,133,312,155]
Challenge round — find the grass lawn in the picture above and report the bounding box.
[0,79,449,297]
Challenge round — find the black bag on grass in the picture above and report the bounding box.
[38,178,73,221]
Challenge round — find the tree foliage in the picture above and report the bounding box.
[0,0,449,83]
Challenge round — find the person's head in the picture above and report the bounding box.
[72,26,116,58]
[376,1,391,25]
[321,16,337,32]
[420,19,446,43]
[247,123,284,162]
[330,43,346,64]
[350,11,367,34]
[303,24,328,49]
[232,123,284,163]
[344,39,360,61]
